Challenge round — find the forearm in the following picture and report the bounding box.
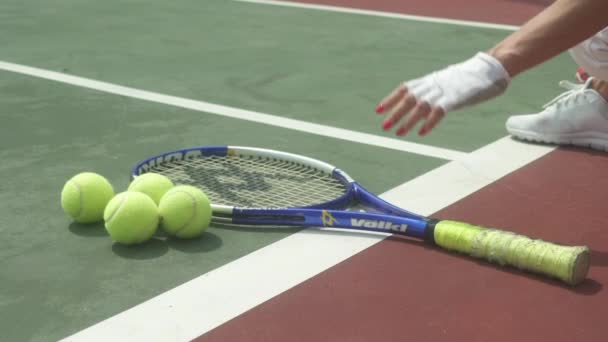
[488,0,608,77]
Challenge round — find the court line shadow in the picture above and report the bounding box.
[384,235,603,295]
[166,231,223,254]
[68,221,108,237]
[111,237,169,260]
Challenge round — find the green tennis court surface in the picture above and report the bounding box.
[1,1,604,341]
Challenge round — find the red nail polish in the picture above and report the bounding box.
[375,104,385,114]
[382,120,392,130]
[396,128,406,136]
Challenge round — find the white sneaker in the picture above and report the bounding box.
[506,77,608,151]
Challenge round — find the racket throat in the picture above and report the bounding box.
[423,219,440,245]
[229,212,307,225]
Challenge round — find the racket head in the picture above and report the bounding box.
[131,146,357,217]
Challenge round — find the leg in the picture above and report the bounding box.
[506,27,608,151]
[570,27,608,82]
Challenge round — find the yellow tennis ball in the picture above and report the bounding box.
[127,173,174,205]
[158,185,212,239]
[103,191,159,245]
[61,172,115,224]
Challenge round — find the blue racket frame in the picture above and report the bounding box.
[132,145,436,241]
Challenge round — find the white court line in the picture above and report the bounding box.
[235,0,519,31]
[0,61,466,161]
[59,137,555,342]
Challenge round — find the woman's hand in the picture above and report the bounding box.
[375,52,511,136]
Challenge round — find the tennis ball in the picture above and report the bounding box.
[61,172,115,224]
[103,191,159,245]
[158,185,212,239]
[128,173,174,205]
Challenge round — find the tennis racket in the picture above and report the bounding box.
[131,145,590,286]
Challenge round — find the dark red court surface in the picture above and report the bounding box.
[285,0,551,25]
[195,147,608,342]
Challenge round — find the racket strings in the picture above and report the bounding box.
[146,154,348,208]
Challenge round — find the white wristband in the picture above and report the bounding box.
[404,52,511,112]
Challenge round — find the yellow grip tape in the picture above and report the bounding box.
[434,220,590,286]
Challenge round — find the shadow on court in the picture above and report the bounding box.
[111,238,169,259]
[68,222,224,259]
[109,231,223,259]
[68,222,108,237]
[385,235,604,296]
[166,231,223,253]
[591,249,608,267]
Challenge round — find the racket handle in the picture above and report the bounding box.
[431,220,590,286]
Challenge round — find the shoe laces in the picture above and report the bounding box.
[542,78,594,109]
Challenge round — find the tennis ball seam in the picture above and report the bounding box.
[105,192,130,226]
[165,190,197,235]
[68,180,84,220]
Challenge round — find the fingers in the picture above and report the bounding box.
[382,93,417,130]
[376,83,407,114]
[375,85,444,137]
[418,107,446,136]
[395,101,431,136]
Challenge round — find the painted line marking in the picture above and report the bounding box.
[59,137,555,342]
[0,61,465,161]
[234,0,519,31]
